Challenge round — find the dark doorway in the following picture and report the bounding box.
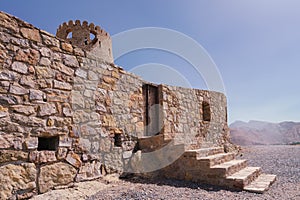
[143,84,160,136]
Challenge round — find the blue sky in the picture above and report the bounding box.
[1,0,299,123]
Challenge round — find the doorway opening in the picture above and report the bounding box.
[143,84,160,136]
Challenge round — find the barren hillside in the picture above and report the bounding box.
[230,120,300,145]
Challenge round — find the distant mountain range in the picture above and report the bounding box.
[229,120,300,145]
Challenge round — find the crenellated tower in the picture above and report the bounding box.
[56,20,113,63]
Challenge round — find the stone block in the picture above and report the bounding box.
[61,42,73,53]
[52,62,74,76]
[0,105,8,118]
[35,66,54,78]
[39,47,52,57]
[41,34,60,47]
[76,160,102,181]
[74,47,85,56]
[20,27,41,43]
[38,103,57,117]
[10,105,35,115]
[0,12,19,33]
[29,150,56,163]
[62,106,72,117]
[75,68,87,79]
[73,110,90,123]
[20,75,36,87]
[0,163,36,200]
[59,135,73,147]
[77,138,92,152]
[71,91,85,109]
[62,54,79,68]
[15,48,40,65]
[57,147,68,160]
[38,162,76,193]
[24,137,38,149]
[103,76,116,85]
[9,83,28,95]
[88,70,98,80]
[0,81,10,93]
[39,57,51,66]
[66,151,82,168]
[11,61,28,74]
[80,124,98,136]
[53,80,72,90]
[0,70,18,81]
[0,150,28,163]
[0,133,23,149]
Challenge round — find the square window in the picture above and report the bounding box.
[38,136,59,151]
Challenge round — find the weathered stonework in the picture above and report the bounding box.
[0,11,268,199]
[0,163,36,199]
[38,162,77,193]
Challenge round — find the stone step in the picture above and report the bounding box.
[184,147,224,159]
[211,159,247,177]
[226,167,261,189]
[244,174,277,193]
[138,134,165,152]
[198,153,235,167]
[199,142,214,148]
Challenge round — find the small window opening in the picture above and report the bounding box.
[99,41,101,47]
[42,94,47,102]
[67,32,72,39]
[225,106,228,122]
[202,101,211,122]
[38,136,59,151]
[114,134,122,147]
[84,37,88,45]
[90,32,95,40]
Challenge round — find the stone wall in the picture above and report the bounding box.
[161,85,230,150]
[0,11,234,199]
[0,11,145,199]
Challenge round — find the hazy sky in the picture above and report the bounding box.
[1,0,299,123]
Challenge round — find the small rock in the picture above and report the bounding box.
[11,61,28,74]
[66,151,82,168]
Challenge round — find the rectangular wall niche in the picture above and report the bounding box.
[202,101,211,122]
[143,84,160,136]
[38,136,59,151]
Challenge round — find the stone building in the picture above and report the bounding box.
[0,11,275,199]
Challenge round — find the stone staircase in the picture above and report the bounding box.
[162,146,276,193]
[136,136,276,193]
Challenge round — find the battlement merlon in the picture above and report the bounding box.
[56,20,113,63]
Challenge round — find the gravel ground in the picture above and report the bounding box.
[88,145,300,200]
[33,145,300,200]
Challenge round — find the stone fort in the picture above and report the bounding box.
[0,11,275,199]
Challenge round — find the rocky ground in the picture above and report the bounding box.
[32,145,300,200]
